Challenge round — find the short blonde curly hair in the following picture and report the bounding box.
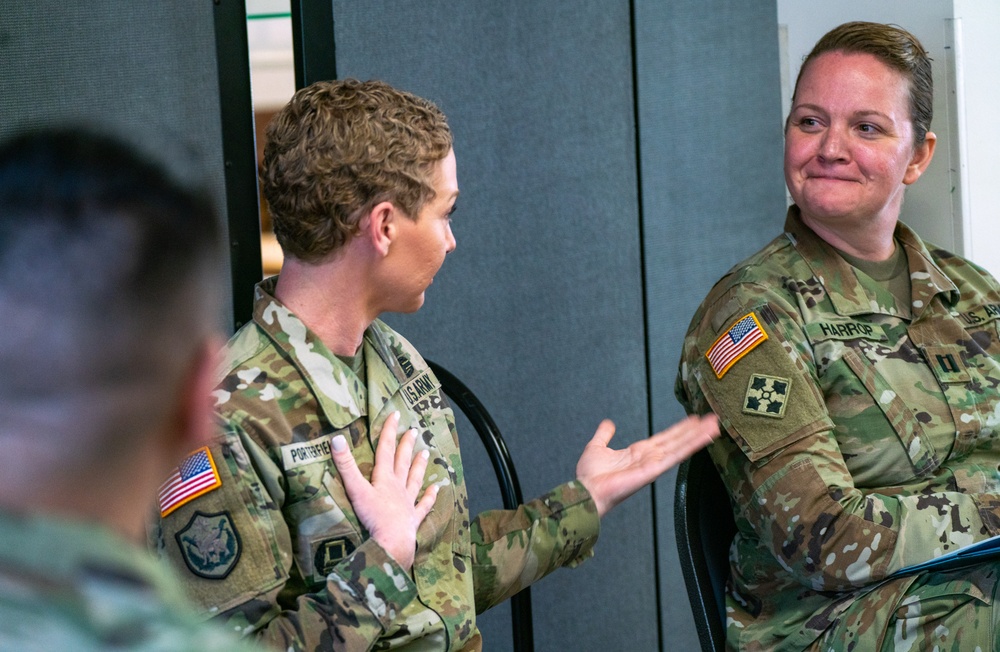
[260,79,453,262]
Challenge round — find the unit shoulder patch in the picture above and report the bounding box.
[176,510,242,580]
[743,373,791,418]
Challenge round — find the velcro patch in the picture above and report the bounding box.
[743,374,791,418]
[281,438,333,470]
[158,446,222,517]
[176,510,242,580]
[706,312,768,379]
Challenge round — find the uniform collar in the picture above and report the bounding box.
[783,205,958,319]
[250,277,413,430]
[361,321,419,430]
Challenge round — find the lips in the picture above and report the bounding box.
[806,174,859,184]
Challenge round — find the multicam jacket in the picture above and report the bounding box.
[0,510,264,651]
[676,207,1000,651]
[153,277,600,651]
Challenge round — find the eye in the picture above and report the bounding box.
[794,116,822,131]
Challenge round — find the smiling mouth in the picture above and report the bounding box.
[808,175,858,183]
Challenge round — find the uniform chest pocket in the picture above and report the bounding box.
[805,319,943,483]
[282,466,363,585]
[839,346,942,479]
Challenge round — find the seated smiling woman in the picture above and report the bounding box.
[676,20,1000,652]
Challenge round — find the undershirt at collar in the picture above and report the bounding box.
[836,240,911,309]
[336,347,367,386]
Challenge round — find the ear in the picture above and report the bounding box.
[361,201,398,257]
[903,131,936,185]
[170,335,224,455]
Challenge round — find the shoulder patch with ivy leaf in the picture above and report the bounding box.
[743,373,791,418]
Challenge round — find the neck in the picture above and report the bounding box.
[0,436,167,544]
[274,246,380,356]
[800,213,898,262]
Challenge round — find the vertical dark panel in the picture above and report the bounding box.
[332,2,654,650]
[289,0,337,88]
[215,0,263,330]
[0,0,258,331]
[633,1,786,649]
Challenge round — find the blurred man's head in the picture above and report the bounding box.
[0,128,223,535]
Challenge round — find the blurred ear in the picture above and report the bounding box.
[360,201,398,257]
[170,335,224,454]
[903,131,936,185]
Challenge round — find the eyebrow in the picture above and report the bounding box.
[791,103,894,121]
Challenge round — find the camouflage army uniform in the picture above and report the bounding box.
[153,277,600,651]
[0,510,264,651]
[675,207,1000,651]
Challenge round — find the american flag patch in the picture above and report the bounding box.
[706,312,768,379]
[158,446,222,517]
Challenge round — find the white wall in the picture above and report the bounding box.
[952,1,1000,273]
[246,0,294,111]
[777,1,1000,275]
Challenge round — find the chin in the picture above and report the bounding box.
[396,294,426,314]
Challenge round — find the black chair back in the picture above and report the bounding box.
[674,448,736,652]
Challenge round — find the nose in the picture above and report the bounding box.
[817,124,848,163]
[445,222,456,254]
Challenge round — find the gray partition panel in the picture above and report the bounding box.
[0,1,240,326]
[332,2,654,650]
[634,0,787,648]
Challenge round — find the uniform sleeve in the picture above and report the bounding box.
[153,422,419,651]
[469,480,599,612]
[676,285,1000,592]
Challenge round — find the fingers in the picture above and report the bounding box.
[373,411,402,471]
[395,428,419,477]
[413,483,440,522]
[331,434,367,501]
[406,446,431,496]
[639,415,719,469]
[683,413,721,448]
[650,414,719,447]
[587,419,617,448]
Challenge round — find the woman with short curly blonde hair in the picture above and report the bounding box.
[260,78,453,262]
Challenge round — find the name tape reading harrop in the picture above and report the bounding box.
[818,322,877,339]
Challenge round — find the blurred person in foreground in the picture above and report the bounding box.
[0,129,266,651]
[152,78,720,650]
[677,21,1000,651]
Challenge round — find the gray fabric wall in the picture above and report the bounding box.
[333,2,786,650]
[634,1,788,647]
[0,1,235,325]
[333,3,653,649]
